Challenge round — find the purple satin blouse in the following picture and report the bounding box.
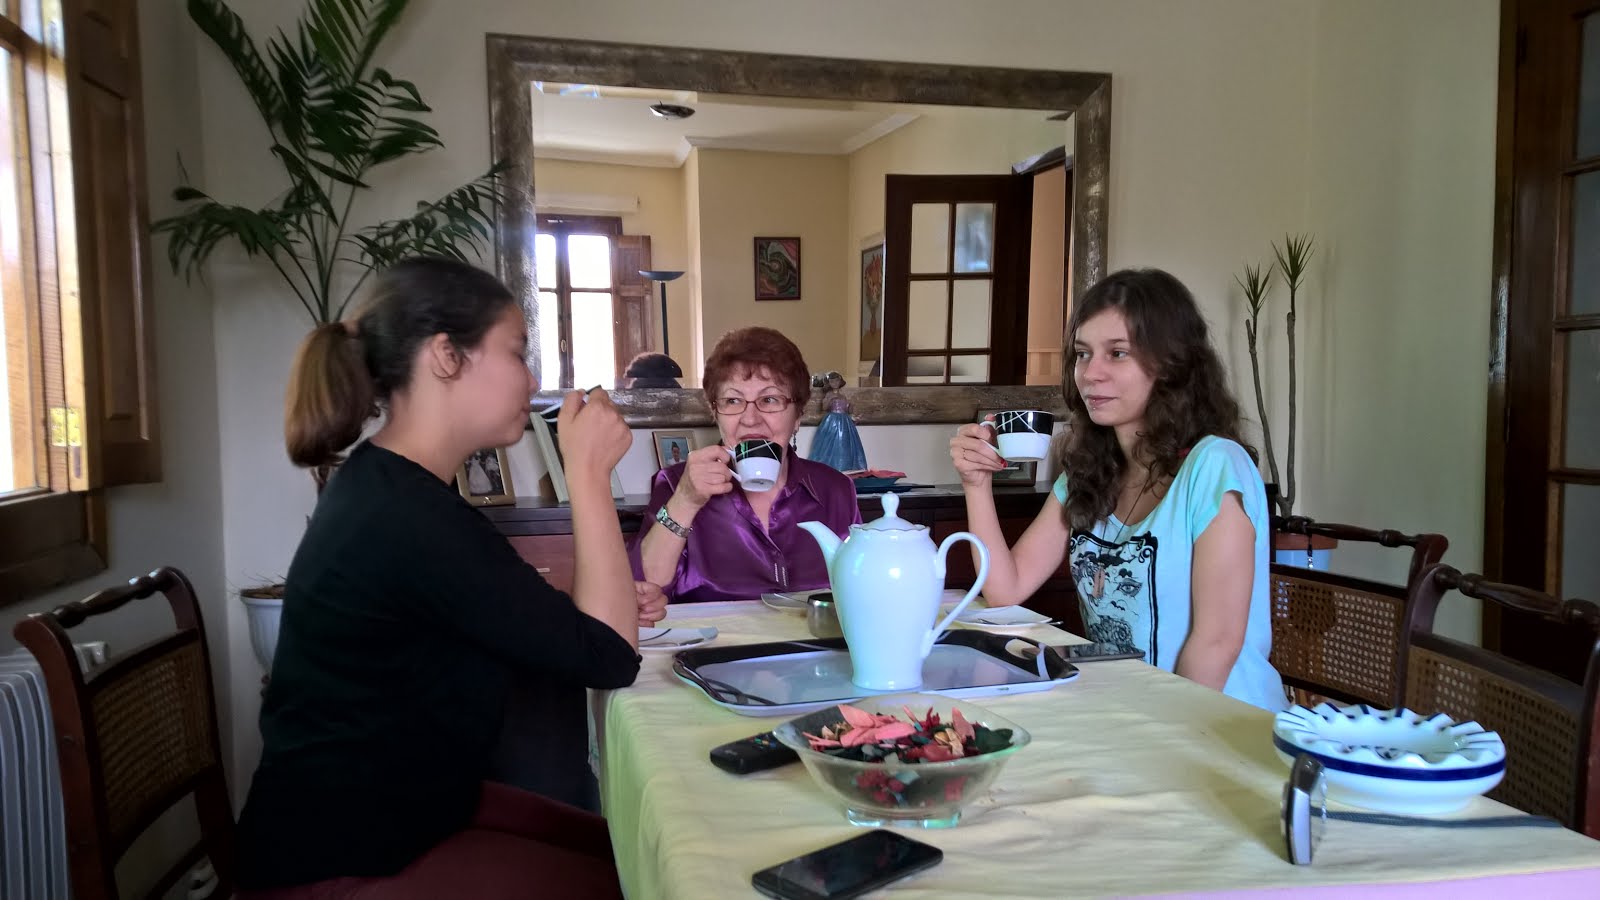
[631,454,861,602]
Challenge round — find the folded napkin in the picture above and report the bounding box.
[846,469,906,479]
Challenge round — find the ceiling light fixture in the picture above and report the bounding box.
[649,103,695,120]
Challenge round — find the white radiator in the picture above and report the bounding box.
[0,642,107,900]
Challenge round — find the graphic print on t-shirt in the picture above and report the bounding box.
[1068,531,1158,662]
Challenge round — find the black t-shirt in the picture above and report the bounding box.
[235,441,640,889]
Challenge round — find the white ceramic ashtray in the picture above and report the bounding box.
[1272,703,1506,815]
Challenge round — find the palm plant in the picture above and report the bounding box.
[1236,233,1315,518]
[153,0,505,325]
[1271,233,1315,519]
[1236,260,1279,498]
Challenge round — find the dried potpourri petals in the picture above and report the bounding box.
[952,708,976,743]
[802,706,1014,763]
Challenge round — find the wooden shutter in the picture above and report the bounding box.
[62,0,160,486]
[611,235,653,380]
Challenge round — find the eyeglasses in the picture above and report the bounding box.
[714,395,793,415]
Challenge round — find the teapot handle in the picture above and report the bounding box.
[923,532,991,656]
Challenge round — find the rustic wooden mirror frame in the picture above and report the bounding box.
[487,35,1111,426]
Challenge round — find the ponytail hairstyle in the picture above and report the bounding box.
[1055,268,1253,531]
[284,256,519,468]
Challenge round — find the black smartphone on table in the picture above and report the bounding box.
[751,829,943,900]
[1049,641,1144,663]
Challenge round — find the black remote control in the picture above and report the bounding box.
[709,731,799,774]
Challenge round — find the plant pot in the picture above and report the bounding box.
[1273,532,1338,571]
[240,584,285,674]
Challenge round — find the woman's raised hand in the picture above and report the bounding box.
[557,388,632,480]
[672,444,736,512]
[950,418,1008,487]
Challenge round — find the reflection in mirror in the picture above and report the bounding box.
[527,83,1073,390]
[908,282,948,351]
[911,203,950,274]
[953,203,995,273]
[952,281,992,348]
[950,355,989,384]
[907,356,946,385]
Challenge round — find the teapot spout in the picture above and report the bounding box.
[797,521,842,570]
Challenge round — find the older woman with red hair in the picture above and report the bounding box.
[632,327,860,602]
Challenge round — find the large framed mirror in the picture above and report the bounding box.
[487,35,1110,425]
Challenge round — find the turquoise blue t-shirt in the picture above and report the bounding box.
[1052,435,1286,711]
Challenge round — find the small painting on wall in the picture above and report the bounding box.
[859,241,885,362]
[754,237,801,300]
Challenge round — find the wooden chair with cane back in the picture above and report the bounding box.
[13,567,236,900]
[1269,516,1449,708]
[1403,563,1600,837]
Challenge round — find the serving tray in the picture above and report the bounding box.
[671,630,1078,716]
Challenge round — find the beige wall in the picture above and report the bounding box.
[1296,0,1499,641]
[531,158,695,383]
[844,111,1072,367]
[694,148,852,375]
[88,0,1498,809]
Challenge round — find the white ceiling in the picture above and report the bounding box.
[529,83,1056,168]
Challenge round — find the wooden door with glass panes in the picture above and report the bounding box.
[881,175,1032,386]
[1489,0,1600,680]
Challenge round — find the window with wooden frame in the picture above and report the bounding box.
[0,0,160,605]
[533,212,654,390]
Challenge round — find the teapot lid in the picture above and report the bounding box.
[857,492,921,532]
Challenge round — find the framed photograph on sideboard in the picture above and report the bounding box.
[652,431,698,470]
[457,447,516,506]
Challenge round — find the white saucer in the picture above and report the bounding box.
[954,604,1054,632]
[639,625,719,651]
[763,588,969,614]
[760,590,822,613]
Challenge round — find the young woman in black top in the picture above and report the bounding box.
[236,258,649,898]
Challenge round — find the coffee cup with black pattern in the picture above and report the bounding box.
[730,439,783,492]
[990,410,1054,461]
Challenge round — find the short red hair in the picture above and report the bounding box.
[702,327,812,409]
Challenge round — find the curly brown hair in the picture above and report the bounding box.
[702,326,812,409]
[1055,268,1253,531]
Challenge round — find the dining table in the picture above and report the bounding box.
[593,599,1600,898]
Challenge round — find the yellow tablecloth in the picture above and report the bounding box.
[596,601,1600,898]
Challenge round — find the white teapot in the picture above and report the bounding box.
[798,493,989,690]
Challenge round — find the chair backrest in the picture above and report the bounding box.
[1403,563,1600,837]
[1268,517,1448,708]
[12,567,235,900]
[1274,516,1450,593]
